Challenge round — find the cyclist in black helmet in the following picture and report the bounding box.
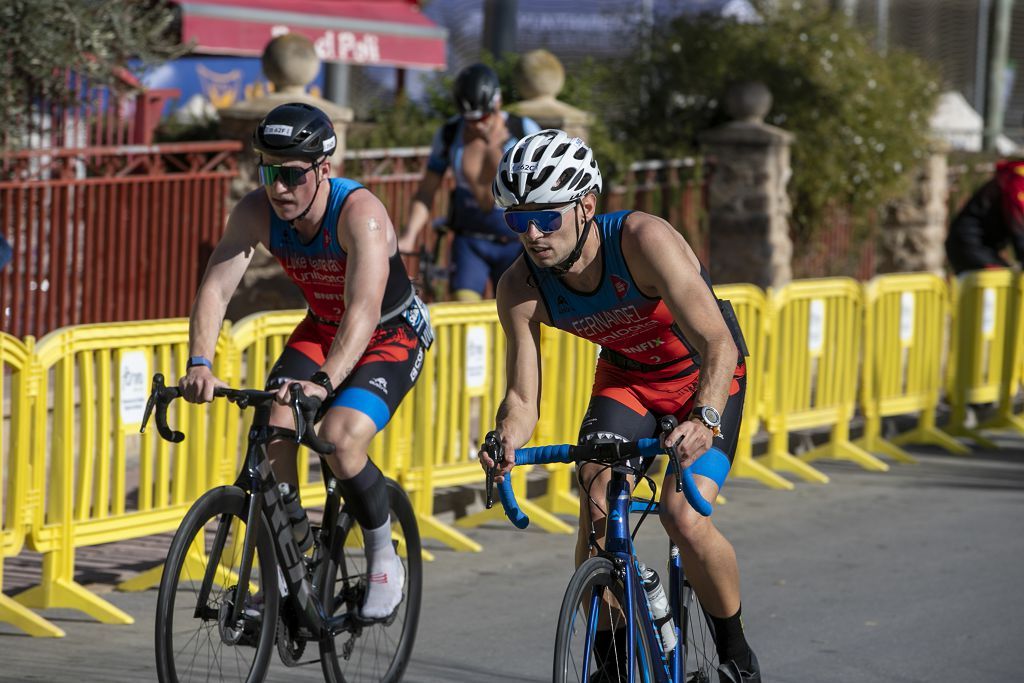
[178,102,432,621]
[398,63,540,301]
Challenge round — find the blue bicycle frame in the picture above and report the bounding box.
[492,438,732,683]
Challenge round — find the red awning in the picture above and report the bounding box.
[175,0,447,70]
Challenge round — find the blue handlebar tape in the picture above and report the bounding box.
[668,447,731,517]
[500,438,676,528]
[512,444,573,465]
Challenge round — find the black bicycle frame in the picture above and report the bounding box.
[209,404,350,640]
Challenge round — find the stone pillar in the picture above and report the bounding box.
[876,146,950,274]
[699,82,794,288]
[507,49,592,140]
[218,33,354,201]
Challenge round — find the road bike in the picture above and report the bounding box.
[484,416,731,682]
[144,374,422,683]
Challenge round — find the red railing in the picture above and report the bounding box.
[0,141,241,338]
[344,148,709,255]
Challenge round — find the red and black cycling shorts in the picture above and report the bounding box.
[266,315,426,432]
[577,360,746,471]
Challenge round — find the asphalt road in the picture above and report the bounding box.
[2,431,1023,683]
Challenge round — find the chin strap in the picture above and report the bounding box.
[289,158,326,227]
[549,202,592,275]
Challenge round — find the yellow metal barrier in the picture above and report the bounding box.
[17,320,231,616]
[946,269,1024,445]
[984,271,1024,433]
[857,273,968,460]
[1,334,63,637]
[716,284,794,490]
[532,327,598,519]
[762,278,887,482]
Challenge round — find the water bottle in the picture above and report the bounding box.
[639,562,677,654]
[278,483,313,552]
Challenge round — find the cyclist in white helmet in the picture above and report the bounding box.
[481,129,761,682]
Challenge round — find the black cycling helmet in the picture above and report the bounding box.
[253,102,337,161]
[453,63,501,119]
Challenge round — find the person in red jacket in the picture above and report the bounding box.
[946,159,1024,274]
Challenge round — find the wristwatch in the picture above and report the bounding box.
[691,405,723,439]
[309,371,335,396]
[186,355,212,370]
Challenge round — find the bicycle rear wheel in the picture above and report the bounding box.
[679,579,719,682]
[319,478,422,683]
[155,486,280,683]
[554,556,651,683]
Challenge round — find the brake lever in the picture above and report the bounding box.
[658,415,683,493]
[289,384,305,444]
[140,373,166,434]
[483,430,502,509]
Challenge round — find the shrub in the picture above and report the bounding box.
[599,0,942,239]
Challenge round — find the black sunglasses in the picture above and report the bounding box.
[257,162,317,188]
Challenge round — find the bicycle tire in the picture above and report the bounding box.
[319,478,423,683]
[554,556,655,683]
[155,486,280,683]
[679,579,719,683]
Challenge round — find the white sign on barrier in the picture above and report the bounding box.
[465,326,488,390]
[119,350,149,426]
[981,288,996,339]
[808,299,825,354]
[899,292,915,345]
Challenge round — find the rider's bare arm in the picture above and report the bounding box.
[485,260,547,474]
[398,170,444,252]
[181,192,269,401]
[622,212,737,417]
[321,190,394,388]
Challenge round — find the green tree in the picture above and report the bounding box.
[0,0,187,150]
[600,0,941,238]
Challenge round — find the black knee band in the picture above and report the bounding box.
[338,460,389,529]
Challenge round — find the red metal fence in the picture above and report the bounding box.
[0,141,241,339]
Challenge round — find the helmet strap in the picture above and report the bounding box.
[550,201,591,276]
[289,158,326,227]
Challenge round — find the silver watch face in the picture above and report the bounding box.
[699,405,721,427]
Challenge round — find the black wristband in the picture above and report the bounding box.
[309,371,334,395]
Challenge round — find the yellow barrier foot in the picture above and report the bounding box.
[943,426,1000,450]
[14,578,134,625]
[118,562,166,592]
[757,452,829,484]
[891,427,971,456]
[457,499,575,534]
[730,458,796,490]
[415,514,482,553]
[980,413,1024,436]
[854,435,918,465]
[0,595,65,637]
[536,490,579,517]
[801,440,890,472]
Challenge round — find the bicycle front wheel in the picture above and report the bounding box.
[679,579,719,683]
[554,556,648,683]
[155,486,280,683]
[319,478,423,683]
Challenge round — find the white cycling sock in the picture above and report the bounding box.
[359,516,404,620]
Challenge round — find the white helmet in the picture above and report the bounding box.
[492,129,603,208]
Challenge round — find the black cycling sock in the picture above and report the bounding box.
[337,459,389,530]
[709,605,753,669]
[592,628,628,678]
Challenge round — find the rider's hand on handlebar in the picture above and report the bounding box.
[662,418,713,470]
[178,367,227,403]
[478,432,515,483]
[274,380,328,406]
